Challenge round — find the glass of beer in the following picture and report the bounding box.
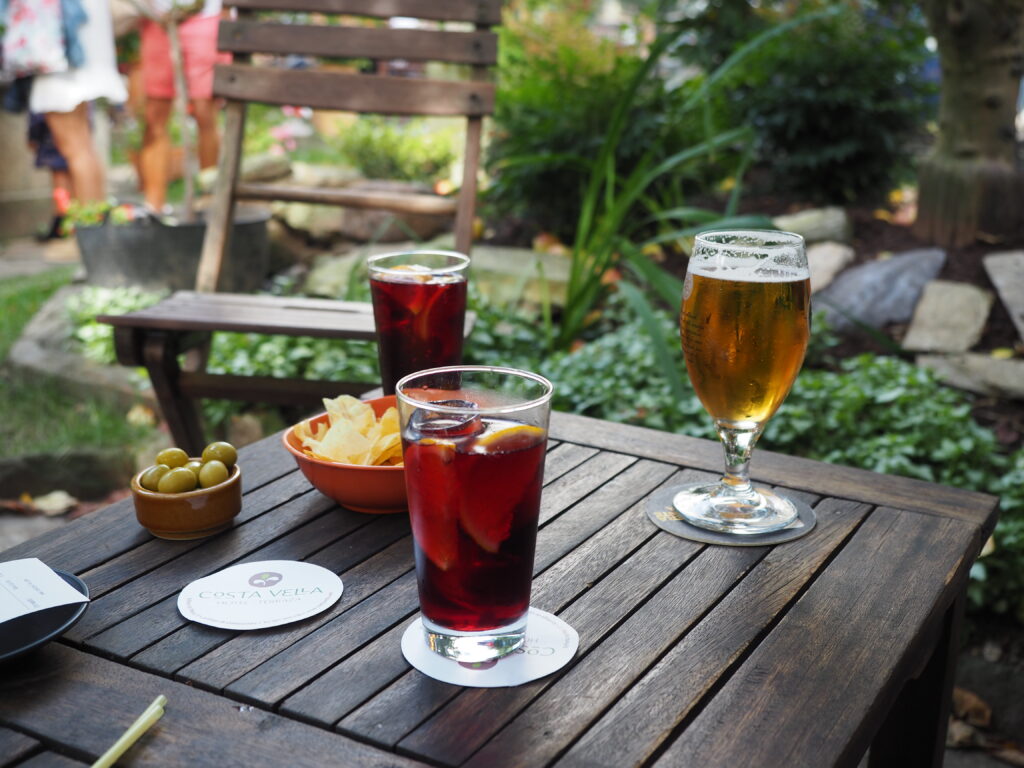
[675,230,810,534]
[368,250,470,396]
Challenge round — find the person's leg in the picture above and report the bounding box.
[140,97,173,209]
[190,98,219,169]
[180,14,227,170]
[44,104,105,202]
[139,18,175,210]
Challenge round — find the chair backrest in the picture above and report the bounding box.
[195,0,501,292]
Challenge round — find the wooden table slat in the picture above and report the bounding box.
[0,726,40,766]
[145,526,413,681]
[86,508,397,660]
[554,497,872,768]
[401,540,766,766]
[651,508,979,768]
[80,469,313,599]
[549,411,999,532]
[0,436,295,576]
[0,646,430,768]
[282,468,711,730]
[66,490,340,642]
[17,753,88,768]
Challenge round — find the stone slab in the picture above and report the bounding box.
[7,285,154,408]
[814,248,946,332]
[304,242,570,307]
[916,353,1024,400]
[902,280,993,353]
[983,251,1024,342]
[807,241,855,294]
[772,206,851,244]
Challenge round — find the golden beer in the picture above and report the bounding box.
[680,266,810,425]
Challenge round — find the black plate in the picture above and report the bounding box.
[0,571,89,663]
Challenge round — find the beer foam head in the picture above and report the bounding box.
[689,229,808,281]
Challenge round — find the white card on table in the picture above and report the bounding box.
[0,558,89,624]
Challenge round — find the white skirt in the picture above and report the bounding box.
[30,0,128,113]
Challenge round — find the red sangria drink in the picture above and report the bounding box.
[368,251,470,395]
[397,367,553,663]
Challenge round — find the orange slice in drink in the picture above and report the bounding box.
[406,438,459,570]
[460,424,546,553]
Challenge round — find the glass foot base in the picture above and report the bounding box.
[422,616,527,663]
[672,481,799,535]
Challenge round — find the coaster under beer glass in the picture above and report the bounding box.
[674,230,811,535]
[396,366,553,662]
[368,250,470,396]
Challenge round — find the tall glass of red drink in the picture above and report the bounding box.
[368,250,470,395]
[396,366,553,662]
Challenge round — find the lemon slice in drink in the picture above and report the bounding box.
[472,424,545,453]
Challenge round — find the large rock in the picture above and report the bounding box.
[272,201,346,242]
[807,241,854,293]
[274,180,451,243]
[773,207,851,244]
[983,251,1024,342]
[814,248,946,332]
[289,162,362,188]
[198,153,292,192]
[916,353,1024,399]
[8,285,153,408]
[902,280,993,353]
[303,241,570,306]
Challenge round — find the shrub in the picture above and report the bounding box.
[712,3,934,202]
[333,116,458,184]
[486,13,736,240]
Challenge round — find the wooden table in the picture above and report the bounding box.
[0,412,998,768]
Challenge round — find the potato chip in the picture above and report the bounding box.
[300,395,404,467]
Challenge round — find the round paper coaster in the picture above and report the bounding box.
[178,560,343,630]
[645,485,816,547]
[401,608,578,688]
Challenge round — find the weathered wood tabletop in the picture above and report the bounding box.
[0,412,999,768]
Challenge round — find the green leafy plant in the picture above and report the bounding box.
[333,116,459,184]
[67,286,167,364]
[713,2,935,202]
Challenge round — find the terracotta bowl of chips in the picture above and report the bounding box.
[131,464,242,540]
[283,395,407,515]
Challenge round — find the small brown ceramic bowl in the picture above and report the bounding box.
[131,463,242,539]
[283,395,407,515]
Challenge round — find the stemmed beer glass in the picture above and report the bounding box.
[674,230,811,534]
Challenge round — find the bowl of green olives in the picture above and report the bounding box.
[131,442,242,540]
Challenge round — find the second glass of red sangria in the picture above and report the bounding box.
[367,250,470,395]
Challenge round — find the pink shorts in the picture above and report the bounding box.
[140,15,231,100]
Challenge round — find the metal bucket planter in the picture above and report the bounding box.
[75,208,270,293]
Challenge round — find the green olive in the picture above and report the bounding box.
[155,447,189,469]
[139,464,171,491]
[199,459,229,488]
[157,466,198,494]
[183,459,203,479]
[201,441,238,469]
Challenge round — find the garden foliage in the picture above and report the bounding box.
[693,2,935,202]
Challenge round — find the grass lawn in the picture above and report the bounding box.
[0,268,156,461]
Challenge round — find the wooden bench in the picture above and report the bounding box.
[98,291,474,454]
[98,1,499,451]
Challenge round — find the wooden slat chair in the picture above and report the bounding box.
[99,0,497,454]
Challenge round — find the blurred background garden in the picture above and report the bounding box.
[2,0,1024,755]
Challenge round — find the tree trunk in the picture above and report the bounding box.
[914,0,1024,246]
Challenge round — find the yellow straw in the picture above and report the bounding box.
[90,695,167,768]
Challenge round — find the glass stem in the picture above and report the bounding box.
[715,421,764,499]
